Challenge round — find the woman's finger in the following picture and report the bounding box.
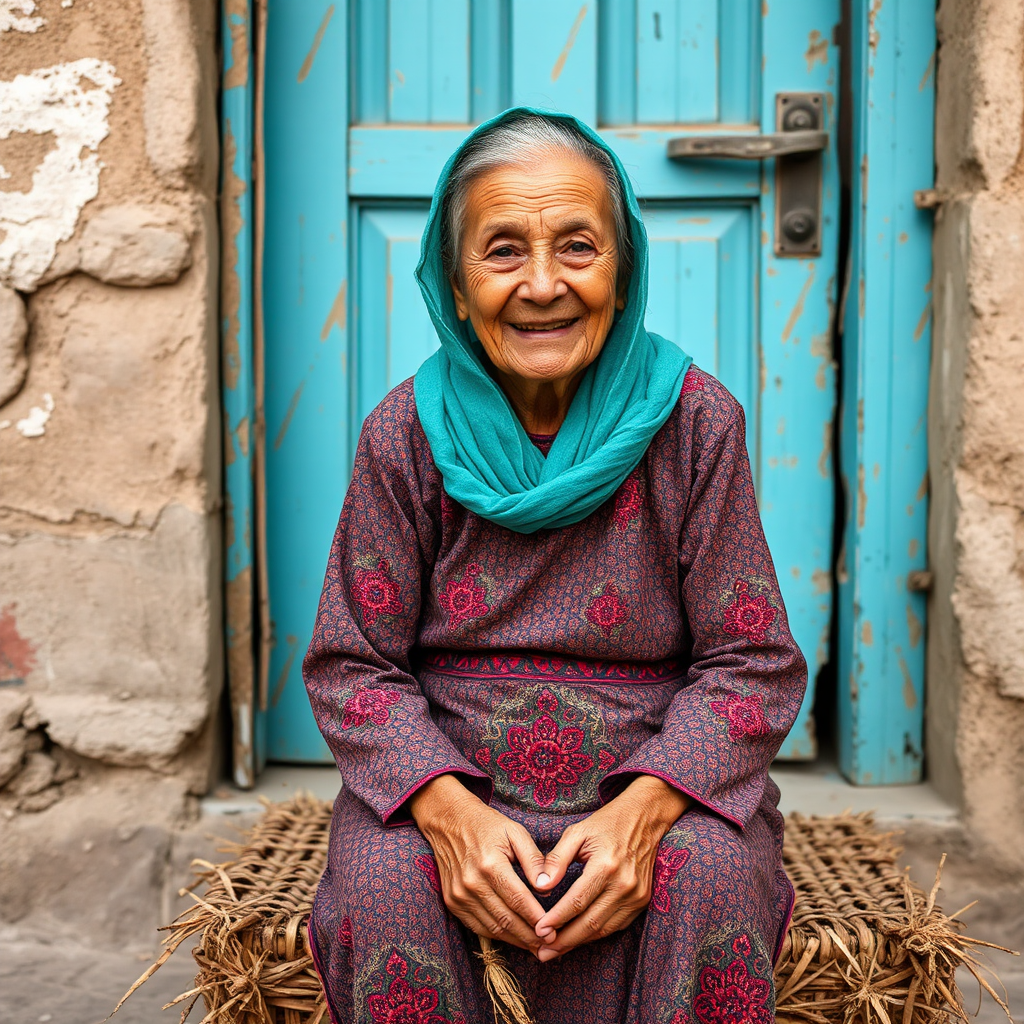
[537,890,638,961]
[506,825,549,891]
[535,856,613,934]
[474,878,545,951]
[487,854,547,927]
[537,825,587,892]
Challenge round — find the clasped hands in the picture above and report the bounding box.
[409,773,689,961]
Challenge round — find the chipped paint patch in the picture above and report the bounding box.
[818,421,831,479]
[906,603,922,648]
[551,5,588,82]
[274,379,305,450]
[805,29,828,72]
[298,5,335,84]
[861,620,873,646]
[15,392,53,437]
[223,0,250,90]
[0,60,120,292]
[781,265,816,342]
[897,648,918,709]
[271,634,299,707]
[320,280,346,340]
[913,298,931,341]
[812,568,830,595]
[0,603,36,685]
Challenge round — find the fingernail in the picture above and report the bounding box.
[538,948,557,963]
[536,873,550,887]
[544,931,558,944]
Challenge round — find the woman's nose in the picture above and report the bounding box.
[516,257,568,305]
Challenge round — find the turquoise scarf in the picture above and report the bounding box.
[413,107,692,534]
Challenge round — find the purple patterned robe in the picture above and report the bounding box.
[304,366,805,1024]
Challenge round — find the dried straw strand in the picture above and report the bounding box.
[477,935,537,1024]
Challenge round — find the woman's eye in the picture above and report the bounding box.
[490,245,515,258]
[567,241,593,254]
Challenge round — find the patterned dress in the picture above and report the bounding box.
[304,366,806,1024]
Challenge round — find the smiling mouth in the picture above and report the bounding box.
[509,318,580,332]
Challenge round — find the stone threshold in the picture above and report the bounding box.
[201,758,959,824]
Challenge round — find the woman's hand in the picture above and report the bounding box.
[532,775,690,961]
[410,774,550,955]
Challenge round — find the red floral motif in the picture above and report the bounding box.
[692,943,773,1024]
[338,917,354,949]
[723,580,777,644]
[414,854,442,894]
[341,688,402,730]
[352,558,403,625]
[586,582,628,638]
[598,748,617,771]
[708,692,771,743]
[613,474,643,530]
[681,367,707,395]
[366,950,453,1024]
[651,846,692,913]
[438,563,490,629]
[474,747,490,767]
[496,710,594,808]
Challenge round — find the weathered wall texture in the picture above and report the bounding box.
[929,0,1024,876]
[0,0,221,939]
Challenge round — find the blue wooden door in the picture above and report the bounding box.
[262,0,840,763]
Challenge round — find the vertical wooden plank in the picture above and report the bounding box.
[430,0,471,122]
[718,0,756,123]
[597,0,636,126]
[263,0,348,762]
[354,0,387,123]
[221,0,256,788]
[838,0,934,784]
[759,0,841,759]
[389,0,432,121]
[510,0,597,123]
[470,0,509,121]
[637,0,718,124]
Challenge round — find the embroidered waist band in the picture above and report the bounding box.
[419,650,686,685]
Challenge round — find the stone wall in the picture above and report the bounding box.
[0,0,221,940]
[929,0,1024,877]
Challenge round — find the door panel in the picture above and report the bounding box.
[263,0,841,763]
[644,206,756,430]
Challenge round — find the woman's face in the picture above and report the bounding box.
[451,148,625,390]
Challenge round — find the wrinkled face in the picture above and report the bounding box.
[451,148,625,389]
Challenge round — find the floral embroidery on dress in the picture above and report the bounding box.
[586,581,629,638]
[709,692,771,742]
[613,473,643,530]
[362,949,464,1024]
[722,579,777,644]
[651,845,692,913]
[681,366,708,395]
[414,854,442,894]
[690,933,774,1024]
[438,563,490,630]
[496,710,594,808]
[341,688,402,730]
[338,916,354,949]
[352,557,403,626]
[481,686,617,812]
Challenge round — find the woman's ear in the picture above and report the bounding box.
[615,277,628,311]
[450,275,470,321]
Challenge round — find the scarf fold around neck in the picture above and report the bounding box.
[413,107,692,534]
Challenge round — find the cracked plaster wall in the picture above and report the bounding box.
[0,0,221,935]
[929,0,1024,876]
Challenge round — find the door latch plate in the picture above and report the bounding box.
[774,92,825,257]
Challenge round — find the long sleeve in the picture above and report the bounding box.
[599,396,807,828]
[303,403,491,826]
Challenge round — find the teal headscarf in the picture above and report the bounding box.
[413,107,692,534]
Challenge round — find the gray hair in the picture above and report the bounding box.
[440,112,634,288]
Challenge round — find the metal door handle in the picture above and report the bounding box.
[667,130,827,160]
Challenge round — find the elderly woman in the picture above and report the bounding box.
[304,108,805,1024]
